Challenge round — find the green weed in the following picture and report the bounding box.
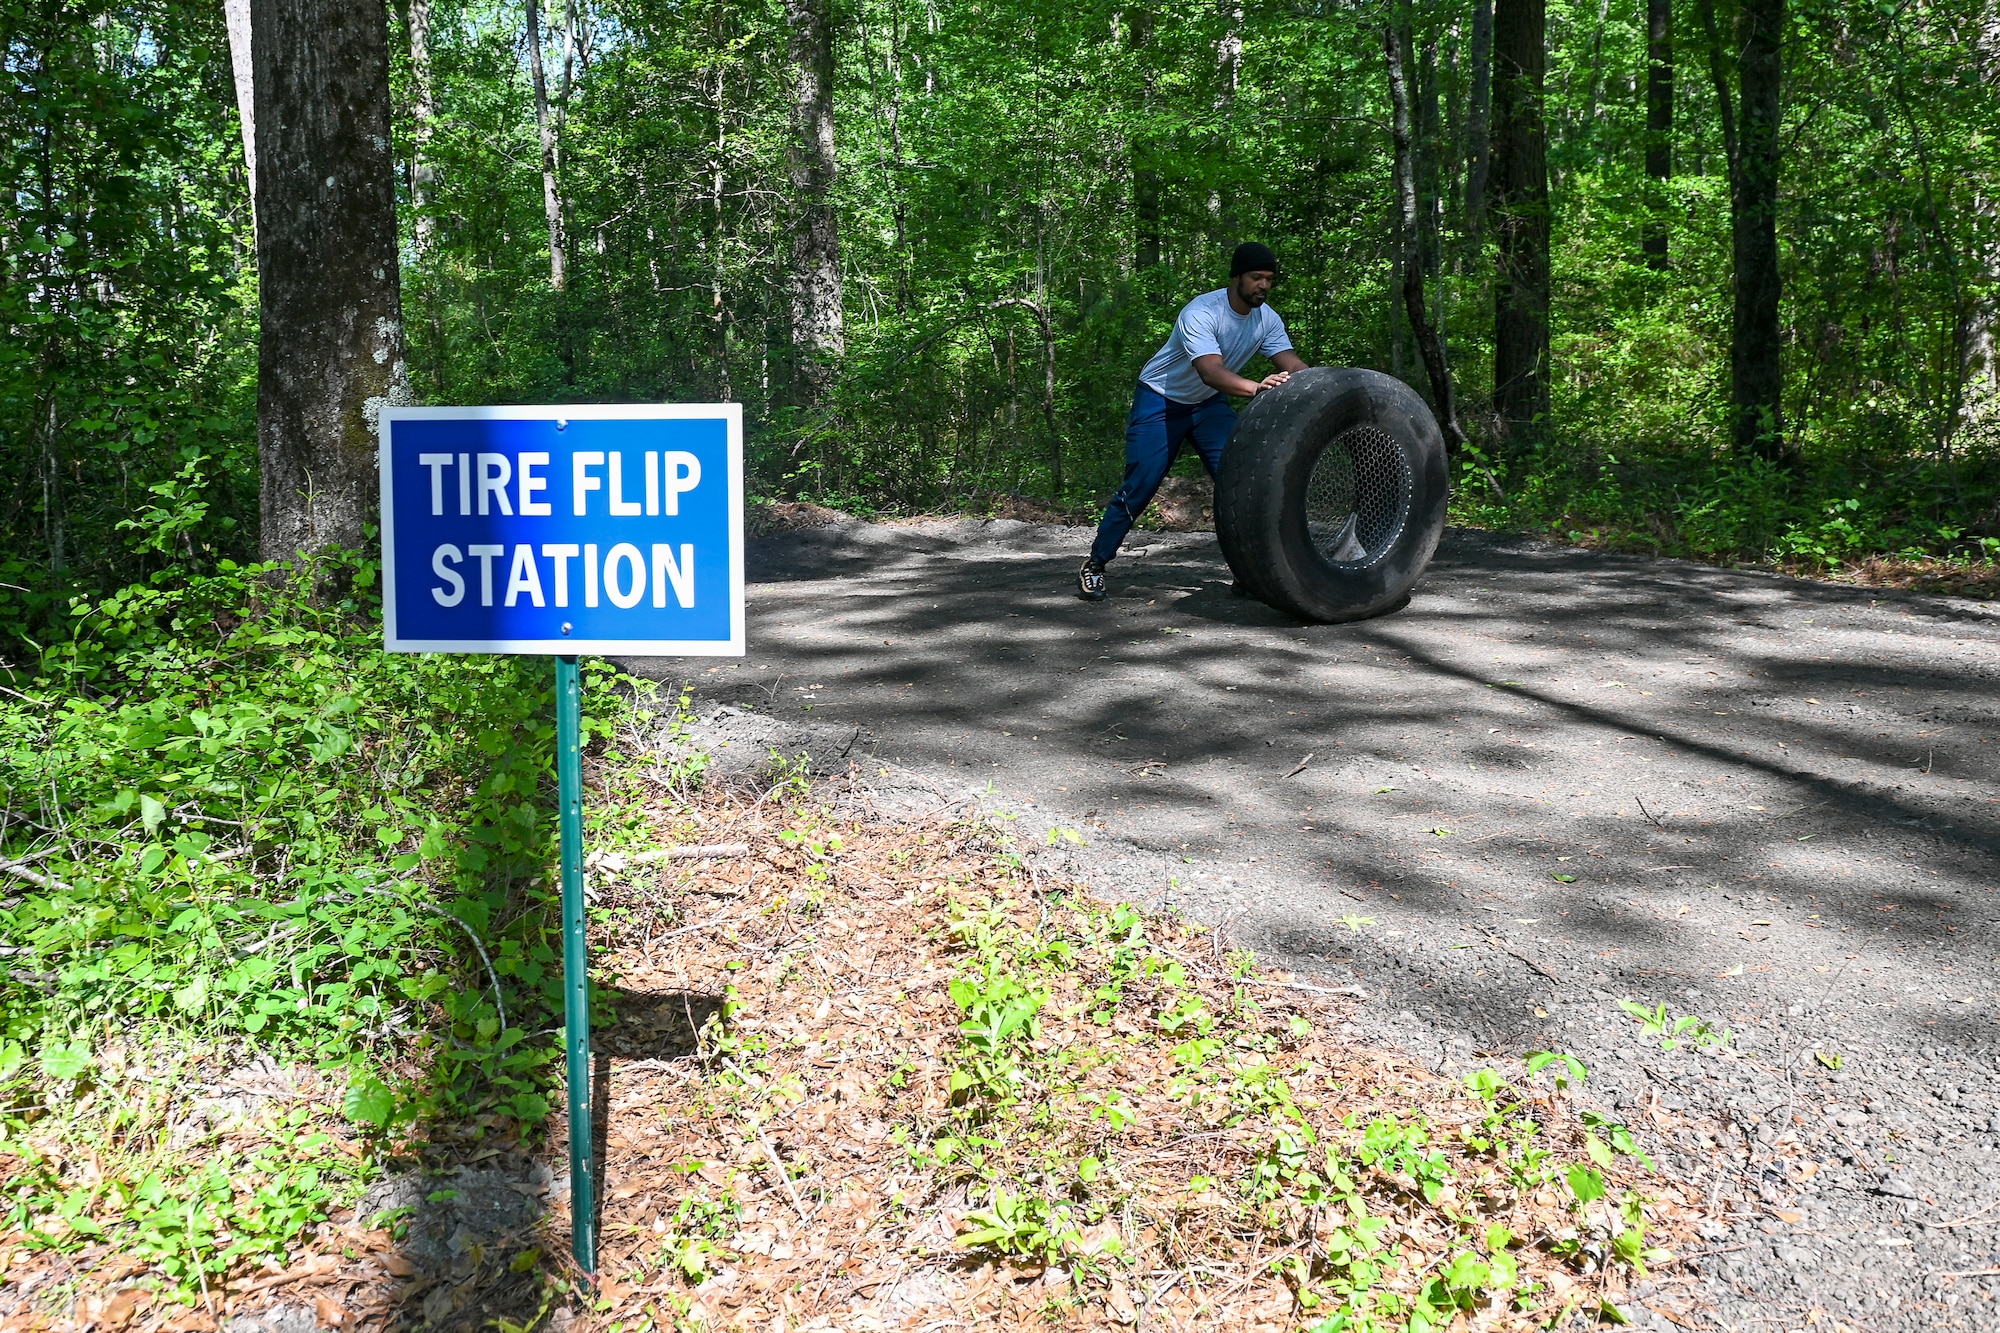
[0,549,676,1300]
[1615,998,1731,1051]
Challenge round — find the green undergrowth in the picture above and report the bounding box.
[0,549,660,1298]
[916,886,1670,1330]
[1450,438,2000,584]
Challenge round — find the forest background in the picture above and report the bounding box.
[3,0,2000,1301]
[7,0,2000,612]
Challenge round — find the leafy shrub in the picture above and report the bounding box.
[0,549,638,1131]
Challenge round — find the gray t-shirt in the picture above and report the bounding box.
[1138,288,1294,404]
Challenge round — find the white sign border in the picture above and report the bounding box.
[380,403,746,656]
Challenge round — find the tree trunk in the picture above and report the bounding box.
[1135,171,1161,271]
[787,0,843,408]
[880,9,910,310]
[251,0,406,560]
[1463,0,1494,240]
[1580,0,1612,137]
[1444,31,1464,213]
[1390,245,1405,379]
[525,0,566,290]
[1970,179,1998,414]
[1386,21,1466,450]
[1212,0,1243,238]
[1037,299,1060,495]
[1418,34,1442,259]
[993,297,1061,493]
[1130,8,1160,271]
[224,0,256,228]
[1642,0,1672,268]
[1731,0,1785,459]
[710,6,730,395]
[408,0,436,253]
[40,398,62,578]
[1970,8,2000,415]
[1418,37,1447,336]
[1489,0,1550,444]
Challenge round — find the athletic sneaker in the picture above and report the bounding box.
[1076,560,1107,601]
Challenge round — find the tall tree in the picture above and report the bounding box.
[1386,19,1465,449]
[252,0,407,560]
[1701,0,1787,459]
[1641,0,1672,267]
[1129,8,1160,272]
[408,0,437,254]
[788,0,842,408]
[223,0,256,227]
[525,0,567,290]
[1417,36,1445,332]
[1489,0,1550,443]
[1463,0,1494,240]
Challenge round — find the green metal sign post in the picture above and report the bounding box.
[379,404,746,1279]
[556,655,596,1273]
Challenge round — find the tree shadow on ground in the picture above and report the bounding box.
[655,518,2000,1066]
[223,986,723,1332]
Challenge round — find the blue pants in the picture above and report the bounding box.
[1089,385,1238,566]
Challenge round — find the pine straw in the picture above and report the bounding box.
[556,771,1702,1332]
[1819,553,2000,600]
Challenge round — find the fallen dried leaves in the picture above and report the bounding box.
[0,763,1703,1333]
[554,769,1699,1331]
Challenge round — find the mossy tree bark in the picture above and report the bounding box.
[251,0,405,560]
[788,0,842,411]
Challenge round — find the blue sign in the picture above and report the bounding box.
[379,405,744,654]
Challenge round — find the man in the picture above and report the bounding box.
[1076,241,1309,601]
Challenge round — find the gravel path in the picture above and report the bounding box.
[624,517,2000,1331]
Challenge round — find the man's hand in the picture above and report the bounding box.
[1193,352,1310,398]
[1194,353,1274,398]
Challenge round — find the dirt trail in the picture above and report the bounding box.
[626,517,2000,1332]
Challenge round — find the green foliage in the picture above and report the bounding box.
[0,0,257,618]
[1565,1162,1608,1206]
[1355,1114,1451,1207]
[11,0,1999,631]
[1582,1111,1655,1173]
[0,552,594,1123]
[1615,998,1730,1051]
[955,1186,1089,1268]
[946,971,1047,1104]
[0,546,662,1294]
[2,1097,365,1301]
[918,864,1666,1330]
[1523,1049,1589,1092]
[382,0,2000,550]
[1456,441,1999,575]
[647,1192,741,1282]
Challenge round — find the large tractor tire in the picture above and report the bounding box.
[1215,367,1448,623]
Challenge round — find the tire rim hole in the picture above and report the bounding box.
[1305,425,1412,567]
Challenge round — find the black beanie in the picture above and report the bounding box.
[1230,241,1280,277]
